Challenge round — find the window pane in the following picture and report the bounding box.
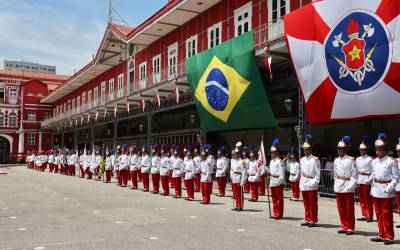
[273,0,277,10]
[281,6,286,16]
[238,25,242,35]
[244,22,249,33]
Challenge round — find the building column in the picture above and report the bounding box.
[113,119,118,150]
[38,131,42,152]
[90,126,95,147]
[74,129,78,149]
[61,131,65,150]
[147,113,153,148]
[17,128,25,162]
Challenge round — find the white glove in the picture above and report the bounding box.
[384,186,393,194]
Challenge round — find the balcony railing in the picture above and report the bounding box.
[254,16,285,49]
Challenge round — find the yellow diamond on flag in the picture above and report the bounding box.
[194,56,250,123]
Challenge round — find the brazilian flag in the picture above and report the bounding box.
[186,31,277,132]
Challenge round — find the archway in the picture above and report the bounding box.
[0,136,10,164]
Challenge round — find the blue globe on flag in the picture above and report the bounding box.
[205,68,229,111]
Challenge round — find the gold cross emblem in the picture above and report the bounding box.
[348,45,361,61]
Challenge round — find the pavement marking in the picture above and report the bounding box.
[93,211,100,214]
[63,197,69,200]
[34,247,45,250]
[9,216,17,219]
[149,237,158,240]
[3,207,8,210]
[115,221,122,224]
[159,207,165,210]
[18,228,27,231]
[237,229,245,232]
[189,216,197,219]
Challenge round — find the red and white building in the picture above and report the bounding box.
[0,70,68,163]
[38,0,400,163]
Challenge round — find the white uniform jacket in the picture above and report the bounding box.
[230,158,247,185]
[288,161,300,182]
[151,155,161,174]
[247,160,260,182]
[267,157,286,188]
[140,154,151,173]
[334,155,358,193]
[356,155,373,185]
[105,156,114,170]
[299,155,321,191]
[184,159,196,180]
[160,156,171,176]
[130,154,141,171]
[194,155,202,174]
[172,157,184,178]
[200,158,213,183]
[371,156,399,198]
[216,157,229,177]
[48,154,55,164]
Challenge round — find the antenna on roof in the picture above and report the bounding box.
[107,0,129,25]
[107,0,112,23]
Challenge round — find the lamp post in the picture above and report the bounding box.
[284,98,293,114]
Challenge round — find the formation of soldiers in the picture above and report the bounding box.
[25,133,400,245]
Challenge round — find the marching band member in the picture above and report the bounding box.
[216,146,228,197]
[242,147,250,193]
[334,136,357,235]
[299,134,320,227]
[160,145,171,196]
[35,151,42,172]
[95,150,103,181]
[115,146,122,185]
[140,145,151,192]
[79,150,85,178]
[86,149,93,179]
[25,151,31,169]
[151,144,161,194]
[184,146,196,201]
[40,151,48,172]
[119,147,130,187]
[48,150,55,172]
[105,149,114,183]
[172,146,183,198]
[130,145,141,189]
[54,150,61,173]
[356,135,373,222]
[247,146,260,202]
[370,133,398,245]
[169,145,176,188]
[287,147,300,201]
[193,144,202,192]
[396,138,400,228]
[200,144,213,204]
[230,142,247,211]
[267,138,286,219]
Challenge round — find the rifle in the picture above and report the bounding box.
[266,174,272,219]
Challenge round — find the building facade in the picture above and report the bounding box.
[0,69,68,163]
[40,0,400,164]
[4,60,57,74]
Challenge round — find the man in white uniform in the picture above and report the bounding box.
[216,146,229,197]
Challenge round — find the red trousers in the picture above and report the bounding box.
[169,170,174,187]
[105,170,112,182]
[131,170,140,189]
[358,184,373,220]
[201,182,212,204]
[49,163,54,172]
[138,171,142,181]
[217,176,227,196]
[54,164,59,173]
[142,172,150,191]
[194,173,201,192]
[161,175,169,195]
[86,167,92,179]
[291,181,300,199]
[373,197,394,240]
[152,173,160,193]
[116,170,121,185]
[68,165,75,176]
[302,190,318,223]
[243,180,250,193]
[250,181,259,201]
[174,177,181,196]
[185,179,195,199]
[120,169,129,186]
[79,166,85,178]
[336,192,355,231]
[259,175,266,195]
[271,185,284,218]
[232,183,244,209]
[396,192,400,216]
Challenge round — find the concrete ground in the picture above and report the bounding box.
[1,166,400,250]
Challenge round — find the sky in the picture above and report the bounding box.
[0,0,167,75]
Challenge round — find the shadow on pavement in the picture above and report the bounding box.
[315,223,341,228]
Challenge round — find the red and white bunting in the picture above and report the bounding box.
[114,106,117,118]
[141,99,145,112]
[156,93,161,107]
[174,86,179,104]
[95,111,99,121]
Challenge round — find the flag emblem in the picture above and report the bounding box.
[325,11,391,92]
[195,56,250,122]
[284,0,400,124]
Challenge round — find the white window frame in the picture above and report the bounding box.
[234,2,252,37]
[100,81,106,104]
[108,78,115,100]
[8,112,17,127]
[28,133,35,146]
[139,62,147,89]
[76,96,81,112]
[186,35,198,58]
[94,87,98,106]
[117,73,124,97]
[63,103,67,113]
[87,90,92,108]
[8,87,17,104]
[71,98,75,112]
[168,42,178,80]
[128,59,135,85]
[268,0,290,23]
[28,112,36,121]
[152,54,161,84]
[208,22,222,48]
[44,112,50,120]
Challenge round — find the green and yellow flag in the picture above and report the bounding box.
[186,31,277,132]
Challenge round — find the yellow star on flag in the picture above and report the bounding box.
[348,45,361,61]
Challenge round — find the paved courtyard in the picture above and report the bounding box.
[1,166,400,250]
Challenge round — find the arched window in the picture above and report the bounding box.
[128,60,134,85]
[8,112,17,127]
[0,112,4,126]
